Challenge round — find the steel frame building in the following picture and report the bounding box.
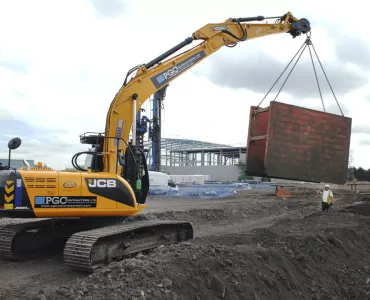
[144,138,246,169]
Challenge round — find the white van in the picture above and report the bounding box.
[149,171,179,192]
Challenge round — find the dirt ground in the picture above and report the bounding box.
[1,185,370,300]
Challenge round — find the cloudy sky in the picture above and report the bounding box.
[0,0,369,170]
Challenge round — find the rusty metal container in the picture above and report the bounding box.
[245,101,352,184]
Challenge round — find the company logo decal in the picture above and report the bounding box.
[83,178,135,207]
[151,50,206,89]
[87,179,117,188]
[63,181,77,188]
[34,196,97,208]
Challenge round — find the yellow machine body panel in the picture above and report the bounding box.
[11,170,146,218]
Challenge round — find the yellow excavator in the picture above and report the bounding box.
[0,12,310,272]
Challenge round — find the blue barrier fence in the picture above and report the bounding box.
[148,182,276,199]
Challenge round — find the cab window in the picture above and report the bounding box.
[168,179,176,188]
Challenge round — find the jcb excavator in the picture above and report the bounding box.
[0,12,310,272]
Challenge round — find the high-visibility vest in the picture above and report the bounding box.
[327,191,332,204]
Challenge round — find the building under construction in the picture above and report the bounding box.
[144,138,246,181]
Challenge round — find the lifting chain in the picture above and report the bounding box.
[255,32,344,117]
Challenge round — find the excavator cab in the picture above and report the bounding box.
[75,132,150,204]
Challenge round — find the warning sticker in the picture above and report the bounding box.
[4,203,13,210]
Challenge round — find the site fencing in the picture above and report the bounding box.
[148,182,276,199]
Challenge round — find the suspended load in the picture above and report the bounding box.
[245,34,352,184]
[245,101,352,184]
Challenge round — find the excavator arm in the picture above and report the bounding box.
[100,12,310,175]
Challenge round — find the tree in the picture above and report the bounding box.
[261,177,271,182]
[354,167,367,181]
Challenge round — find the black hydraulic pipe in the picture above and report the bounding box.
[231,16,265,22]
[144,37,194,69]
[231,15,283,22]
[144,15,282,69]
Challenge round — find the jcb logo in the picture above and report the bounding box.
[46,197,67,205]
[163,66,179,80]
[88,179,116,188]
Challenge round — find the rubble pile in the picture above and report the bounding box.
[44,202,370,300]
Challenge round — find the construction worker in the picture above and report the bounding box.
[318,184,334,212]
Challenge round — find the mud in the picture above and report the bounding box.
[1,187,370,300]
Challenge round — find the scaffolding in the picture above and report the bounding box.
[347,149,355,180]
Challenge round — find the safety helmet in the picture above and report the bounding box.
[325,184,330,188]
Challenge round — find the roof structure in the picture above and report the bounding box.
[144,138,246,167]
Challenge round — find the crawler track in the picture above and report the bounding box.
[64,220,194,272]
[0,218,90,260]
[0,218,194,272]
[0,224,23,259]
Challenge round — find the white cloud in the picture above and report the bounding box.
[89,0,131,18]
[353,126,370,134]
[0,0,369,170]
[0,109,12,120]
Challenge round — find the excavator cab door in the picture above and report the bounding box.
[122,146,149,204]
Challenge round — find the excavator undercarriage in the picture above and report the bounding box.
[0,218,193,272]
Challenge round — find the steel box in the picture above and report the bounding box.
[245,101,352,184]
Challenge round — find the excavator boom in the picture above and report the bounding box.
[102,12,310,175]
